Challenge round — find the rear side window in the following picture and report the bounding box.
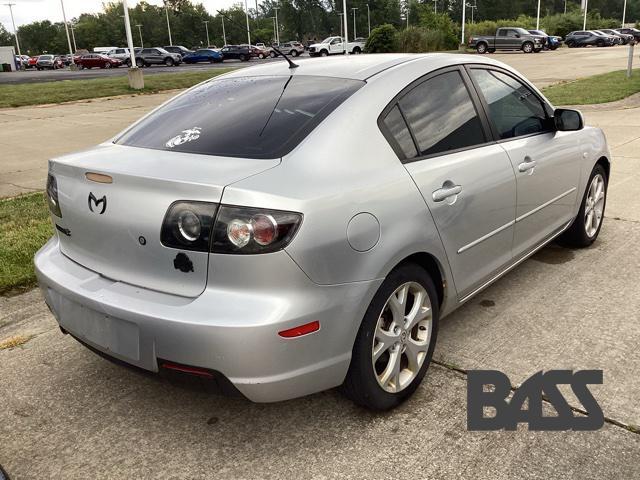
[470,69,550,140]
[382,106,418,159]
[116,75,363,159]
[397,70,486,158]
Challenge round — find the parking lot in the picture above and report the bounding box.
[1,48,640,478]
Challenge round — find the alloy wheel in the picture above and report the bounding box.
[372,282,433,393]
[584,173,606,238]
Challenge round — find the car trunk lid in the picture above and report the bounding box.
[50,144,279,297]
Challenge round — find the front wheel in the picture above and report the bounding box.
[522,41,534,53]
[560,164,608,248]
[104,62,111,68]
[164,57,174,66]
[136,58,144,67]
[270,51,276,58]
[320,50,328,57]
[290,49,299,57]
[341,264,439,411]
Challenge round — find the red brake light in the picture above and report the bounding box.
[278,321,320,338]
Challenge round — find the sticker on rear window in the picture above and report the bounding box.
[166,127,202,148]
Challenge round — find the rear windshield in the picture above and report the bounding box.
[116,75,363,159]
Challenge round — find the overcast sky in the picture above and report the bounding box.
[1,1,242,32]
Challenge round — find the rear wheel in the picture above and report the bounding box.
[522,41,534,53]
[560,164,608,248]
[258,53,265,59]
[136,58,144,67]
[476,42,488,54]
[341,264,439,410]
[352,47,361,54]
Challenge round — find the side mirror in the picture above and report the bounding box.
[515,34,520,38]
[554,108,584,131]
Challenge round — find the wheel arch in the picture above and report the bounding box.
[596,155,610,181]
[391,252,447,309]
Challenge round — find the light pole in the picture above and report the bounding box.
[622,0,627,27]
[164,1,173,45]
[433,0,437,14]
[221,15,227,46]
[3,3,22,61]
[244,0,251,45]
[366,4,370,37]
[460,0,466,46]
[536,0,541,30]
[274,6,280,44]
[342,0,349,53]
[135,24,143,48]
[122,0,142,88]
[59,0,75,67]
[351,7,358,39]
[583,0,588,30]
[269,16,276,43]
[470,1,477,23]
[203,20,210,47]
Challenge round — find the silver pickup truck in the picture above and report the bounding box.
[469,27,545,54]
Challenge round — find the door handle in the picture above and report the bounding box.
[518,156,537,173]
[432,184,463,203]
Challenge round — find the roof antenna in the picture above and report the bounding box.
[271,46,299,69]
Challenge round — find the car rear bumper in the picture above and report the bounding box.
[35,237,381,402]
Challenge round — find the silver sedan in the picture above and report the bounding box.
[35,54,610,410]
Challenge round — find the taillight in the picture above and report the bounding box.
[160,201,217,252]
[211,205,302,254]
[46,173,62,218]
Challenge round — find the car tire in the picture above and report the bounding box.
[290,49,299,57]
[270,51,276,58]
[534,47,542,53]
[126,59,131,67]
[550,45,558,50]
[476,42,488,54]
[341,263,439,411]
[104,62,111,68]
[559,164,608,248]
[566,40,575,48]
[136,58,144,67]
[488,48,496,53]
[258,53,265,59]
[164,57,174,66]
[320,49,328,57]
[522,41,534,53]
[352,47,361,54]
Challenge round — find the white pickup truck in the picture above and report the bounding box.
[308,36,365,56]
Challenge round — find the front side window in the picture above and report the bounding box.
[470,68,550,140]
[397,70,486,158]
[117,75,363,159]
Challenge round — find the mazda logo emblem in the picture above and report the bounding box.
[88,192,107,214]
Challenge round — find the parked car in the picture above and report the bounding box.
[219,45,251,61]
[182,48,223,64]
[76,54,123,69]
[36,55,59,70]
[270,41,305,57]
[598,29,634,45]
[136,48,182,67]
[591,30,620,45]
[27,56,39,68]
[163,45,194,59]
[469,27,544,53]
[565,31,615,48]
[308,36,365,56]
[251,45,271,59]
[615,27,640,43]
[37,54,610,410]
[108,48,133,62]
[528,29,562,50]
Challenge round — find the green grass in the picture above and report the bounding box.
[543,69,640,105]
[0,193,53,294]
[0,69,234,108]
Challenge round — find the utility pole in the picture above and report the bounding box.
[366,4,370,37]
[244,0,251,45]
[622,0,627,27]
[582,0,588,30]
[460,0,466,46]
[59,0,75,67]
[351,7,358,39]
[342,0,349,53]
[536,0,541,30]
[135,24,143,48]
[564,0,567,15]
[274,6,280,44]
[203,20,210,47]
[70,25,77,52]
[471,1,477,24]
[164,1,173,45]
[270,16,276,43]
[122,0,142,89]
[221,15,227,46]
[4,3,22,61]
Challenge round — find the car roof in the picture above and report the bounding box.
[222,53,507,81]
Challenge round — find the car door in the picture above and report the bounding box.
[151,49,163,64]
[381,67,517,299]
[330,38,343,54]
[467,66,582,258]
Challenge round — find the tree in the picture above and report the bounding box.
[365,23,398,52]
[0,23,14,46]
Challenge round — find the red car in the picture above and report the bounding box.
[28,56,39,68]
[76,53,122,69]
